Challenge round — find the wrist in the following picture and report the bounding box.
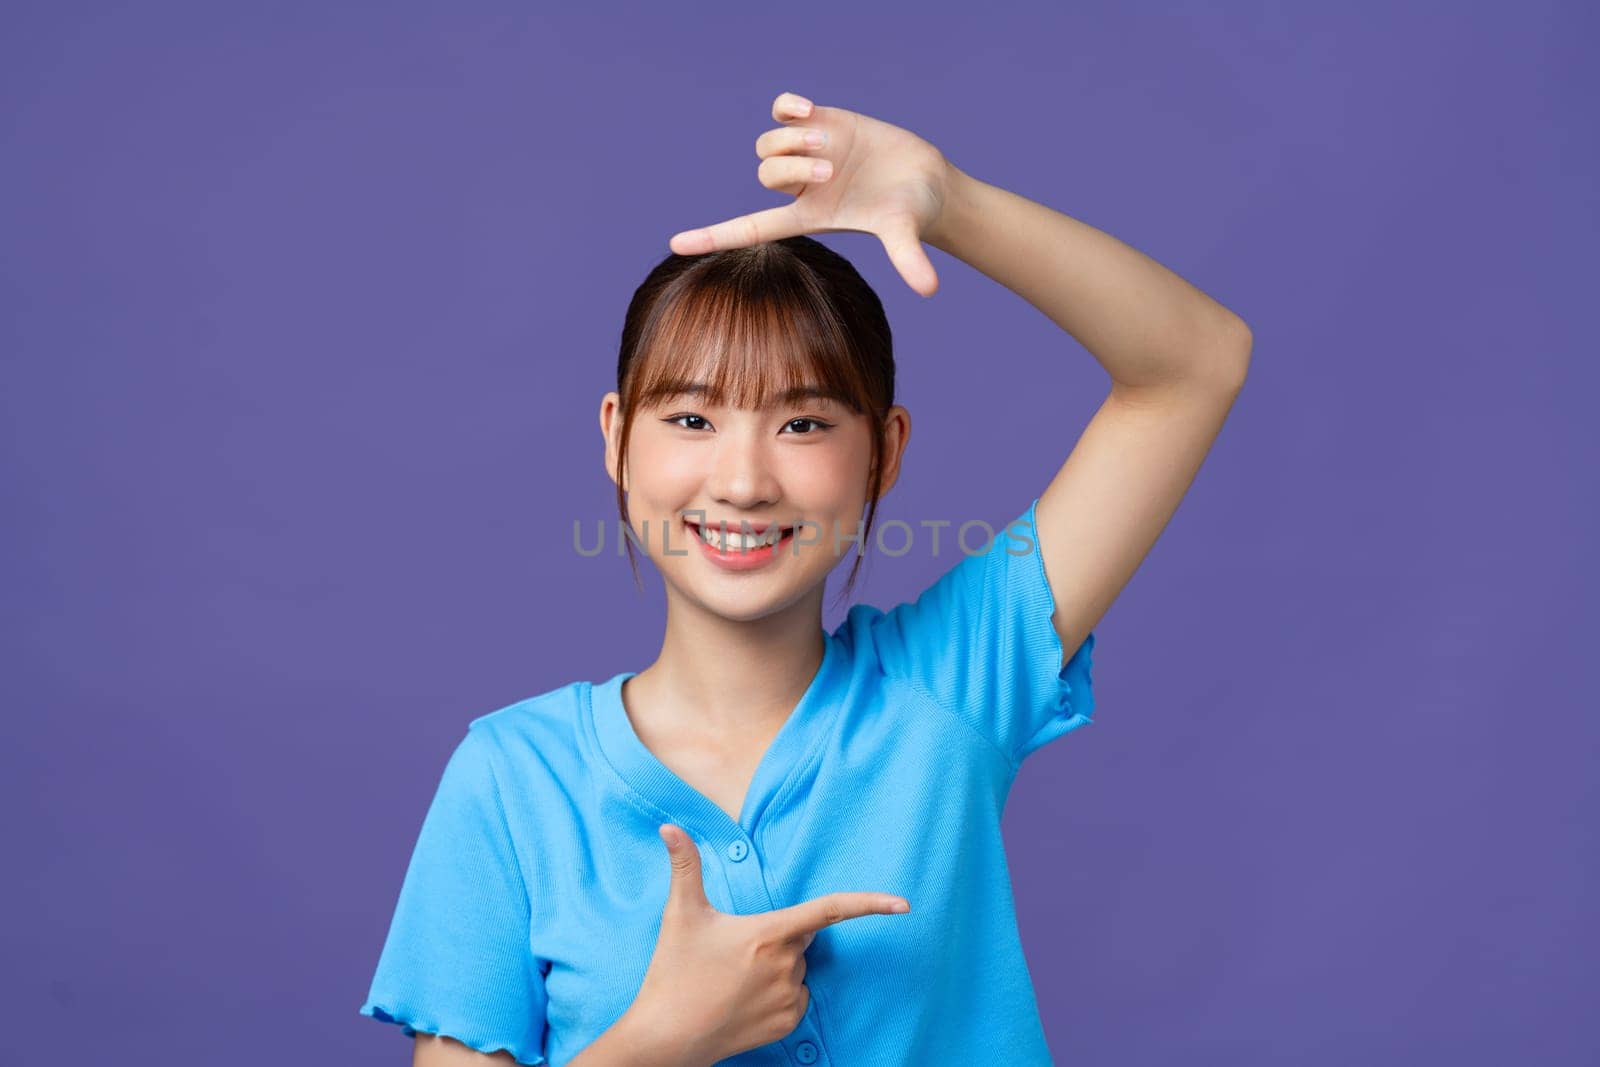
[924,157,980,255]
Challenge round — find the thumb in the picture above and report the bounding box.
[658,824,710,914]
[876,216,940,298]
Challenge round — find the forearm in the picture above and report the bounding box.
[564,1008,706,1067]
[924,160,1251,393]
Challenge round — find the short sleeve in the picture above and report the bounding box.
[359,726,550,1066]
[868,497,1097,767]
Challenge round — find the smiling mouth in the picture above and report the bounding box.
[683,519,798,551]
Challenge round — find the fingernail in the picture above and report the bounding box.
[794,97,813,115]
[812,159,832,180]
[891,899,910,913]
[804,130,826,148]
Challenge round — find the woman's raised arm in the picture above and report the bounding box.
[924,162,1253,660]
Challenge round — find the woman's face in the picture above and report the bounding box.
[600,383,908,623]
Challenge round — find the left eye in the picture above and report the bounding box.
[784,418,830,435]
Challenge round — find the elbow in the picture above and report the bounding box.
[1187,313,1252,397]
[1115,314,1253,400]
[1231,321,1253,383]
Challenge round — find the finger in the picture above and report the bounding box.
[659,824,710,913]
[758,154,832,194]
[670,157,830,252]
[771,892,911,938]
[875,216,941,298]
[772,91,814,122]
[668,203,808,256]
[755,125,827,160]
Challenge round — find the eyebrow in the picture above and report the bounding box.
[649,380,850,409]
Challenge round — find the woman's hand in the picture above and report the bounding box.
[622,824,911,1066]
[668,91,956,297]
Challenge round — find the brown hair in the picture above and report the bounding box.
[612,236,897,606]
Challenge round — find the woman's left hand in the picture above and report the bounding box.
[668,91,956,297]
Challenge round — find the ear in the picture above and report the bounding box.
[600,392,623,488]
[872,405,912,499]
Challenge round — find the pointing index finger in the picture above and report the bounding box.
[667,203,806,256]
[771,892,911,939]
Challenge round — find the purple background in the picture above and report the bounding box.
[4,3,1594,1064]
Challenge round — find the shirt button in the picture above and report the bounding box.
[795,1040,818,1063]
[725,839,749,862]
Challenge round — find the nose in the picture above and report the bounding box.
[706,427,781,511]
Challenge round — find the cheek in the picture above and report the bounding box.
[656,452,706,487]
[786,454,861,502]
[626,439,700,498]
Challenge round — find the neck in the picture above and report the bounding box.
[633,584,828,740]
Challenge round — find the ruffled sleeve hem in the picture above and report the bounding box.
[1010,497,1098,764]
[360,1000,548,1066]
[1014,628,1096,763]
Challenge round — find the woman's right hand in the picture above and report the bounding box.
[624,823,912,1066]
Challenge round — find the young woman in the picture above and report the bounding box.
[360,91,1251,1066]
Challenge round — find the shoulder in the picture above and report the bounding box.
[467,677,587,735]
[458,678,593,786]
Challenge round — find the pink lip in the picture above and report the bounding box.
[684,519,797,572]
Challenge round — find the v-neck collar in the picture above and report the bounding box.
[587,631,844,845]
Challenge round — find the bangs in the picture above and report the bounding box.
[624,269,875,416]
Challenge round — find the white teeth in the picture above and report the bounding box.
[691,522,785,552]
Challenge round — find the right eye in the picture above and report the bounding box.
[663,414,710,431]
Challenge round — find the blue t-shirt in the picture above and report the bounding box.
[361,497,1097,1065]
